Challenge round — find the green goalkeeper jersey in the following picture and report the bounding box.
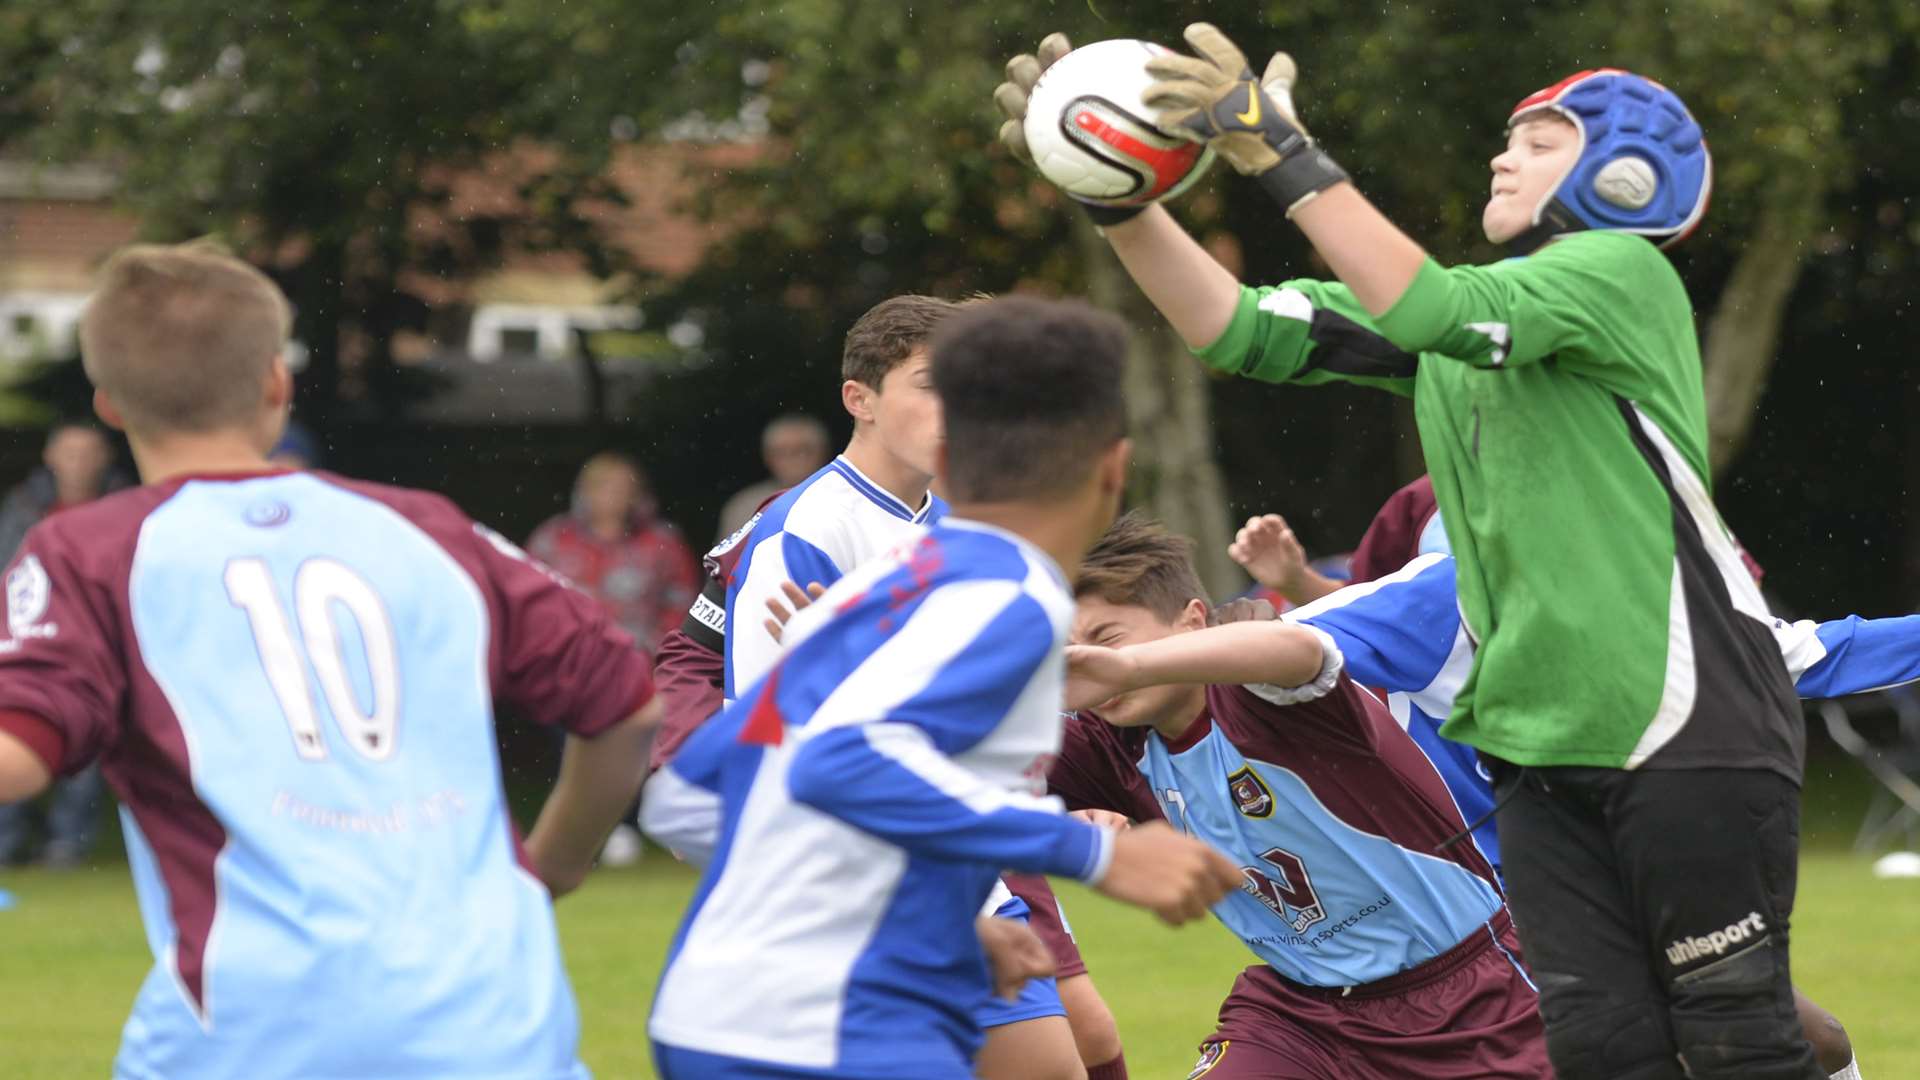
[1199,230,1801,779]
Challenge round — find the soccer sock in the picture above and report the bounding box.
[1830,1054,1862,1080]
[1086,1052,1128,1080]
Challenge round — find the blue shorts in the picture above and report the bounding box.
[975,973,1066,1028]
[654,1043,971,1080]
[976,893,1067,1029]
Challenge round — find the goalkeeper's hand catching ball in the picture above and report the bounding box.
[992,32,1145,226]
[1144,23,1350,216]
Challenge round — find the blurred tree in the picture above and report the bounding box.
[0,0,635,417]
[1,0,1910,609]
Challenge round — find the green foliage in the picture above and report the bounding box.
[0,0,639,411]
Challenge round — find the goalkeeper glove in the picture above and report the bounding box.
[1143,23,1349,216]
[993,33,1146,226]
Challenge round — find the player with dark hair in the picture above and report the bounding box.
[1000,27,1821,1078]
[645,296,1239,1080]
[0,241,660,1077]
[649,292,1128,1079]
[1051,511,1548,1079]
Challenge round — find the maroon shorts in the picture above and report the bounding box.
[1001,873,1089,980]
[1186,909,1551,1080]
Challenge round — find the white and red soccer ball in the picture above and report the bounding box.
[1022,38,1215,208]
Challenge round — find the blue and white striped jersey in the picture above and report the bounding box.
[1292,550,1920,876]
[723,456,945,701]
[649,520,1110,1077]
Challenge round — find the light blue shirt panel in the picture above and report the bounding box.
[1142,731,1502,987]
[121,476,582,1079]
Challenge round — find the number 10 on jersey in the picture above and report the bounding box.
[225,557,400,762]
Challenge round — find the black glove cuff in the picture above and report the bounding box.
[1077,200,1147,227]
[1255,146,1350,217]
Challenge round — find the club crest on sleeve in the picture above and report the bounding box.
[1187,1039,1230,1078]
[1227,766,1274,818]
[5,554,56,641]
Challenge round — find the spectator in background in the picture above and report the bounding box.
[715,413,831,538]
[0,421,122,866]
[529,452,701,656]
[530,452,699,868]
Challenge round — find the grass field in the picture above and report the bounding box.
[2,761,1915,1077]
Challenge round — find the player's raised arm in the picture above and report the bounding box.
[996,34,1419,395]
[1065,620,1337,712]
[994,35,1240,349]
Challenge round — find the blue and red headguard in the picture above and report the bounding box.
[1508,68,1712,252]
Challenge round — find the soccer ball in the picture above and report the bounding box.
[1022,38,1215,208]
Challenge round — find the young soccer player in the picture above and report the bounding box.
[651,293,1127,1080]
[1232,489,1907,1080]
[1049,512,1548,1079]
[646,296,1240,1080]
[1000,27,1821,1078]
[0,242,659,1077]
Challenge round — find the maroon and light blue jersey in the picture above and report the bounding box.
[0,470,652,1079]
[1049,643,1512,990]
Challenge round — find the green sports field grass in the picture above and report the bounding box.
[2,759,1914,1078]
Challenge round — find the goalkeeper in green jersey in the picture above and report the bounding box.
[997,26,1829,1080]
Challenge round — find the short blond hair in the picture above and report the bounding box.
[78,240,292,435]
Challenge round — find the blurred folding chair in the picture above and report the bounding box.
[1819,686,1920,853]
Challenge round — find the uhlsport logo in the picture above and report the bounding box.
[1665,911,1767,966]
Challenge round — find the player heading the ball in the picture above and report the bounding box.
[0,240,661,1079]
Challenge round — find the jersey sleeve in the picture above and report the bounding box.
[639,702,740,865]
[0,533,126,774]
[1047,713,1163,822]
[783,586,1113,883]
[648,626,727,769]
[1291,553,1463,701]
[1373,230,1666,375]
[1194,279,1417,397]
[1774,614,1920,699]
[466,522,654,736]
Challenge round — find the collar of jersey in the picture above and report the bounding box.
[1160,705,1215,754]
[828,456,934,523]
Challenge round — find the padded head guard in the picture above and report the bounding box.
[1507,69,1712,253]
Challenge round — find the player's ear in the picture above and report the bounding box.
[1179,597,1210,631]
[1098,437,1132,497]
[265,353,294,410]
[92,388,127,432]
[841,379,875,425]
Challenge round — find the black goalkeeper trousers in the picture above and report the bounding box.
[1491,764,1823,1080]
